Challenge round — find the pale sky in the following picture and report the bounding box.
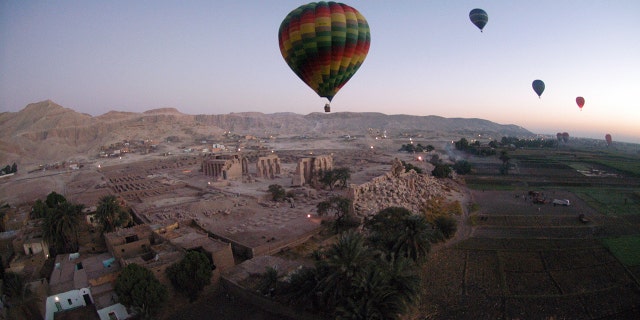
[1,1,639,143]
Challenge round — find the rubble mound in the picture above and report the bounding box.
[350,160,448,217]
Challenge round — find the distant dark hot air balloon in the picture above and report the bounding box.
[279,2,371,112]
[532,80,545,98]
[576,97,585,111]
[556,132,562,142]
[469,8,488,32]
[562,132,569,143]
[605,134,612,146]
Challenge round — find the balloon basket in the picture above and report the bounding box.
[324,104,331,113]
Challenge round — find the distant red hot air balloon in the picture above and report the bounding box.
[576,97,585,111]
[605,134,612,146]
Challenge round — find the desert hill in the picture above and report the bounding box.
[0,100,532,165]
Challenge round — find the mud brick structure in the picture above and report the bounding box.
[255,154,281,179]
[202,153,245,181]
[104,224,183,286]
[7,219,49,279]
[152,220,235,282]
[291,154,333,187]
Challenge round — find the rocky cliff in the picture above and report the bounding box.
[0,100,533,164]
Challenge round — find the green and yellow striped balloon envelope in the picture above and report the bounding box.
[278,2,370,106]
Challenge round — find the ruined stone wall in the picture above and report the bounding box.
[255,154,281,179]
[291,155,333,187]
[348,167,446,218]
[211,244,235,272]
[202,154,243,181]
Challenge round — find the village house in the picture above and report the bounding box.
[151,220,235,284]
[46,252,130,320]
[7,219,49,279]
[104,224,184,286]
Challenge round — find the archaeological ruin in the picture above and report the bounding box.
[291,154,333,187]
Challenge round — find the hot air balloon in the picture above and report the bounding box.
[532,80,545,98]
[576,96,585,111]
[605,134,612,146]
[556,132,562,142]
[469,8,488,32]
[562,132,570,143]
[278,2,371,112]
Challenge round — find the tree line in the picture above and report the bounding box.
[0,162,17,175]
[258,206,457,319]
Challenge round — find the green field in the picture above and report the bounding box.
[603,235,640,267]
[573,187,640,216]
[465,145,640,216]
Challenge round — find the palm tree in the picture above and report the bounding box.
[42,201,83,253]
[383,255,421,315]
[365,207,412,253]
[393,214,431,263]
[95,195,132,233]
[280,266,318,308]
[2,272,40,319]
[335,265,396,319]
[335,255,421,320]
[366,207,433,263]
[315,230,371,310]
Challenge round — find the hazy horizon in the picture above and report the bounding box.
[2,1,639,143]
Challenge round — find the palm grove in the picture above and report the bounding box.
[265,166,459,319]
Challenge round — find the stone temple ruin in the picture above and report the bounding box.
[201,153,247,181]
[255,154,281,179]
[291,154,333,187]
[200,152,334,190]
[202,153,283,181]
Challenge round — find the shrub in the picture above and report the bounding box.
[267,184,286,201]
[434,215,457,239]
[431,164,451,178]
[453,160,472,174]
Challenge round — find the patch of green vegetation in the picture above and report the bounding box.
[573,187,640,215]
[566,162,591,171]
[469,214,480,226]
[602,235,640,267]
[466,183,518,191]
[590,157,640,177]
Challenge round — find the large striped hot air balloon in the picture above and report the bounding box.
[278,2,371,112]
[469,8,488,32]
